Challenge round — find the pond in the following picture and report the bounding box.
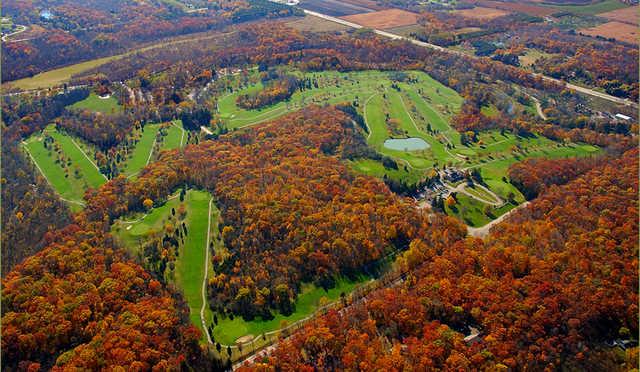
[383,137,430,151]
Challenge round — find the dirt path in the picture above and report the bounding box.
[529,95,547,120]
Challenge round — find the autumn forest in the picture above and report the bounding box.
[1,0,638,370]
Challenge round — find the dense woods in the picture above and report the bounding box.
[1,6,638,369]
[236,75,300,109]
[81,107,441,320]
[2,0,299,82]
[241,149,638,370]
[2,221,210,370]
[508,155,602,199]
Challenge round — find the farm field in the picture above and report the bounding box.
[453,6,510,19]
[68,92,123,114]
[111,189,218,340]
[386,24,424,37]
[463,0,556,16]
[579,21,638,44]
[542,0,629,15]
[598,5,638,24]
[299,0,375,16]
[216,68,601,226]
[285,16,351,32]
[341,0,387,11]
[22,125,107,211]
[340,9,421,29]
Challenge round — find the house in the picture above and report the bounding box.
[464,327,482,344]
[443,168,464,183]
[615,113,631,121]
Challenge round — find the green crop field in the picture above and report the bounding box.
[112,190,218,340]
[218,68,601,226]
[68,93,123,114]
[22,125,107,211]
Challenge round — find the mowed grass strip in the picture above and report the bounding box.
[6,30,237,91]
[23,126,107,210]
[160,121,186,151]
[213,276,370,345]
[112,190,217,340]
[122,125,161,177]
[175,191,216,340]
[68,93,123,114]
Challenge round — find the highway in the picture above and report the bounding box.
[302,9,638,109]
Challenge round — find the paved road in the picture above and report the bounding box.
[2,24,27,42]
[301,9,638,109]
[467,201,530,238]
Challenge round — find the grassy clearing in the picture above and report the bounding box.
[213,276,370,345]
[112,190,218,340]
[23,125,106,210]
[519,49,558,68]
[7,55,126,91]
[68,93,123,114]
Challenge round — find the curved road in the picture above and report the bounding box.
[1,24,27,42]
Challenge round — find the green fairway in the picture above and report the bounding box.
[213,276,370,345]
[122,125,161,177]
[112,190,218,340]
[23,125,107,210]
[112,186,372,345]
[217,68,601,227]
[22,121,187,212]
[68,93,123,114]
[160,121,186,151]
[454,141,600,226]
